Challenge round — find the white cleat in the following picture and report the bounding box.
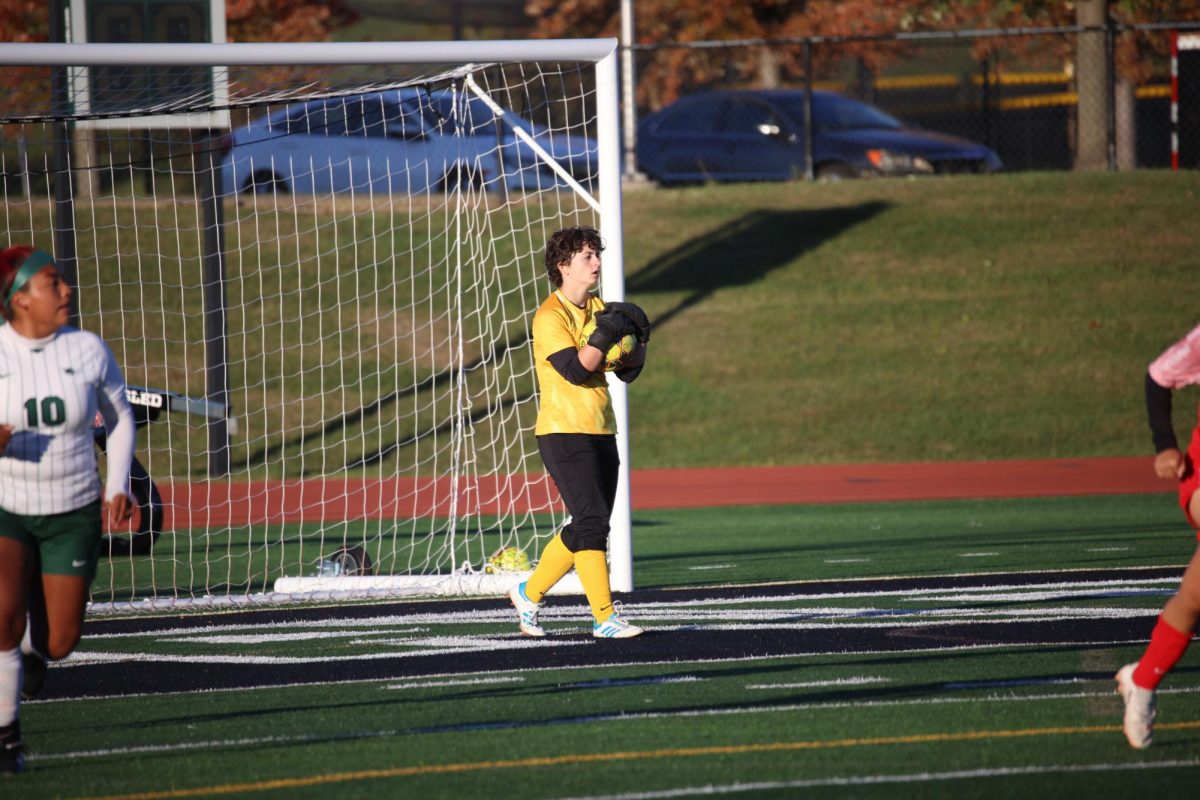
[593,612,643,639]
[1115,663,1156,749]
[509,581,546,637]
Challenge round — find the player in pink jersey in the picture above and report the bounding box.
[1116,322,1200,748]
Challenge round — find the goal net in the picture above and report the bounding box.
[0,40,630,610]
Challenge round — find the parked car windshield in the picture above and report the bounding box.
[779,94,904,132]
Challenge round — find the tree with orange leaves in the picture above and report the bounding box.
[526,0,1200,113]
[526,0,924,110]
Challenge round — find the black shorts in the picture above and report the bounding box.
[537,433,620,553]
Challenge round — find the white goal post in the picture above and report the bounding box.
[0,39,632,608]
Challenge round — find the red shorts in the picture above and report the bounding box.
[1179,428,1200,535]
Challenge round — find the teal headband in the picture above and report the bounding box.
[5,249,54,309]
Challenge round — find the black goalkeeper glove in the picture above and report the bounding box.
[604,301,651,343]
[586,308,639,353]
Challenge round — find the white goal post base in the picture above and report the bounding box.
[273,572,584,598]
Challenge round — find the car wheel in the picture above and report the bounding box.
[242,170,289,195]
[815,163,858,183]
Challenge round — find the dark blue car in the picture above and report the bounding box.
[636,89,1002,184]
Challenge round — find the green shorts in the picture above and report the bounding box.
[0,500,103,579]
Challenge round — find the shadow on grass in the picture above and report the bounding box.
[230,203,888,475]
[627,202,890,331]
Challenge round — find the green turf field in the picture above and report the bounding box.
[94,491,1185,603]
[20,492,1200,799]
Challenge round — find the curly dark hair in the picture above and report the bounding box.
[544,226,605,288]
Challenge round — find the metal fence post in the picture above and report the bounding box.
[803,39,814,181]
[49,0,78,326]
[1106,15,1118,170]
[198,134,230,478]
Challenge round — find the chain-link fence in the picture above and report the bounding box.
[628,22,1200,178]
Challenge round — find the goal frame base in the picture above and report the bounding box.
[272,572,584,598]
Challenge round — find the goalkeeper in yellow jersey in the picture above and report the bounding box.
[508,226,650,639]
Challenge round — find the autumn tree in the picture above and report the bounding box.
[0,0,357,43]
[526,0,1200,135]
[225,0,356,43]
[526,0,930,110]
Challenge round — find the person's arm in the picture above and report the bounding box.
[548,346,604,385]
[1146,371,1185,480]
[1146,325,1200,480]
[96,343,136,523]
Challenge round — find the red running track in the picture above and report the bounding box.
[153,456,1168,529]
[629,456,1167,508]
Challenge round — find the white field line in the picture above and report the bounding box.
[746,676,890,689]
[688,565,735,571]
[384,676,524,690]
[551,759,1200,800]
[82,587,1172,643]
[28,684,1200,766]
[163,629,427,644]
[958,552,999,557]
[825,559,870,564]
[75,577,1182,644]
[63,636,589,665]
[63,608,1160,666]
[59,607,1163,667]
[24,638,1159,705]
[1088,547,1130,552]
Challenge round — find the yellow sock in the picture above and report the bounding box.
[574,549,614,623]
[524,533,574,603]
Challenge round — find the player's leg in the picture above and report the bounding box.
[542,434,613,616]
[506,436,584,636]
[0,536,32,774]
[1116,490,1200,748]
[20,576,47,700]
[30,501,102,661]
[546,434,641,637]
[524,533,575,604]
[37,575,90,661]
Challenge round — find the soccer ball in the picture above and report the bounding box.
[578,317,638,372]
[485,546,531,574]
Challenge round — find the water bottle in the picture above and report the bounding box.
[315,558,342,577]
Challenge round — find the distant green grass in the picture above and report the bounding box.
[9,171,1199,477]
[628,492,1188,589]
[620,171,1200,467]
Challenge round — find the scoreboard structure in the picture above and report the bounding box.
[66,0,229,128]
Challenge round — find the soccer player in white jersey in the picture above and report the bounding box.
[0,245,136,774]
[1115,321,1200,749]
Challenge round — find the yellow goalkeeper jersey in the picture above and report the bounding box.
[532,291,616,436]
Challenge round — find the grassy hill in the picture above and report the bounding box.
[619,170,1200,467]
[21,170,1197,477]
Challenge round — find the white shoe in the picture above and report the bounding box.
[1115,663,1155,749]
[593,612,643,639]
[509,581,545,637]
